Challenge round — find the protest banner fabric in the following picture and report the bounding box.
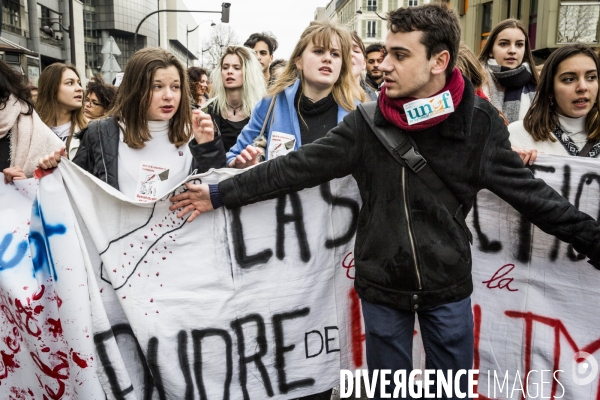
[2,153,600,399]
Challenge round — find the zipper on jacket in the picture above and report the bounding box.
[402,168,422,290]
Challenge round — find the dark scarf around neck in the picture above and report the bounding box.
[489,61,533,89]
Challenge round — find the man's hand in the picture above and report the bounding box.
[512,147,538,165]
[3,166,26,184]
[169,182,214,222]
[192,109,216,144]
[229,145,263,169]
[38,147,66,169]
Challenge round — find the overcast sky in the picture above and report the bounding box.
[181,0,330,61]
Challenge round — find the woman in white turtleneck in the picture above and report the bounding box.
[39,48,222,201]
[509,44,600,164]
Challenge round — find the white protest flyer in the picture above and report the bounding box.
[403,90,454,125]
[268,131,296,160]
[134,161,170,202]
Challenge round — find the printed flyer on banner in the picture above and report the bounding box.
[134,161,170,202]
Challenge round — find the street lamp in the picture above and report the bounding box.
[356,7,386,20]
[40,19,76,65]
[187,20,215,69]
[134,3,231,52]
[186,25,198,69]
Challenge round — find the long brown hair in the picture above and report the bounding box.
[523,44,600,142]
[36,63,88,139]
[478,19,539,86]
[111,47,192,148]
[268,21,365,110]
[457,42,488,90]
[187,66,208,104]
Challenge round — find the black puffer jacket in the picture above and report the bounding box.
[73,117,225,189]
[218,81,600,312]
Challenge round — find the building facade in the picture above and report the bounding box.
[322,0,600,62]
[323,0,440,46]
[1,0,200,84]
[454,0,600,62]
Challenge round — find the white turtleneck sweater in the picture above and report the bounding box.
[118,120,192,201]
[508,114,588,155]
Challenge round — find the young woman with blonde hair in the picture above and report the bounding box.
[39,47,221,200]
[36,63,88,158]
[220,21,365,168]
[350,30,378,101]
[205,46,266,151]
[192,21,365,171]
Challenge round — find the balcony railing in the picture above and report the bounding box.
[40,35,64,47]
[2,23,28,38]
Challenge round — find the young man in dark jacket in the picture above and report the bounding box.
[171,4,600,398]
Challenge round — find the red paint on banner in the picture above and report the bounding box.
[342,252,355,280]
[46,318,62,338]
[504,310,600,400]
[31,285,45,301]
[349,288,365,367]
[482,264,518,292]
[33,167,54,179]
[30,351,69,399]
[71,352,88,368]
[0,351,19,379]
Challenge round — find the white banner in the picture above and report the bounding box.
[1,161,363,399]
[468,154,600,400]
[0,174,104,399]
[2,153,600,399]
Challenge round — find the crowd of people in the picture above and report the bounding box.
[3,3,600,399]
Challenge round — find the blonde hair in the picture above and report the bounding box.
[268,21,365,110]
[110,47,192,149]
[207,46,266,118]
[37,63,88,151]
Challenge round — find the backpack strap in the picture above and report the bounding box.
[358,102,473,244]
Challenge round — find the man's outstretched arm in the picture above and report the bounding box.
[170,111,364,221]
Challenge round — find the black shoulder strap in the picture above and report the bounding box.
[358,102,473,244]
[579,139,597,157]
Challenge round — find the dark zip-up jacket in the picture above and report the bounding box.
[73,117,226,190]
[218,82,600,312]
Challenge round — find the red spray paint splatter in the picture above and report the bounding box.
[71,352,88,368]
[0,351,20,379]
[47,318,62,338]
[349,288,364,368]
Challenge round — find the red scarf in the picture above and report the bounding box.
[378,68,465,131]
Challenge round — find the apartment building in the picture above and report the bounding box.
[1,0,200,84]
[321,0,600,62]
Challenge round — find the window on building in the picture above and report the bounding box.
[367,20,377,38]
[557,1,600,44]
[529,0,538,50]
[406,0,419,6]
[388,0,399,11]
[480,2,493,51]
[367,0,377,11]
[2,0,21,28]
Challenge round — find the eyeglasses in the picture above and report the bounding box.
[84,98,103,108]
